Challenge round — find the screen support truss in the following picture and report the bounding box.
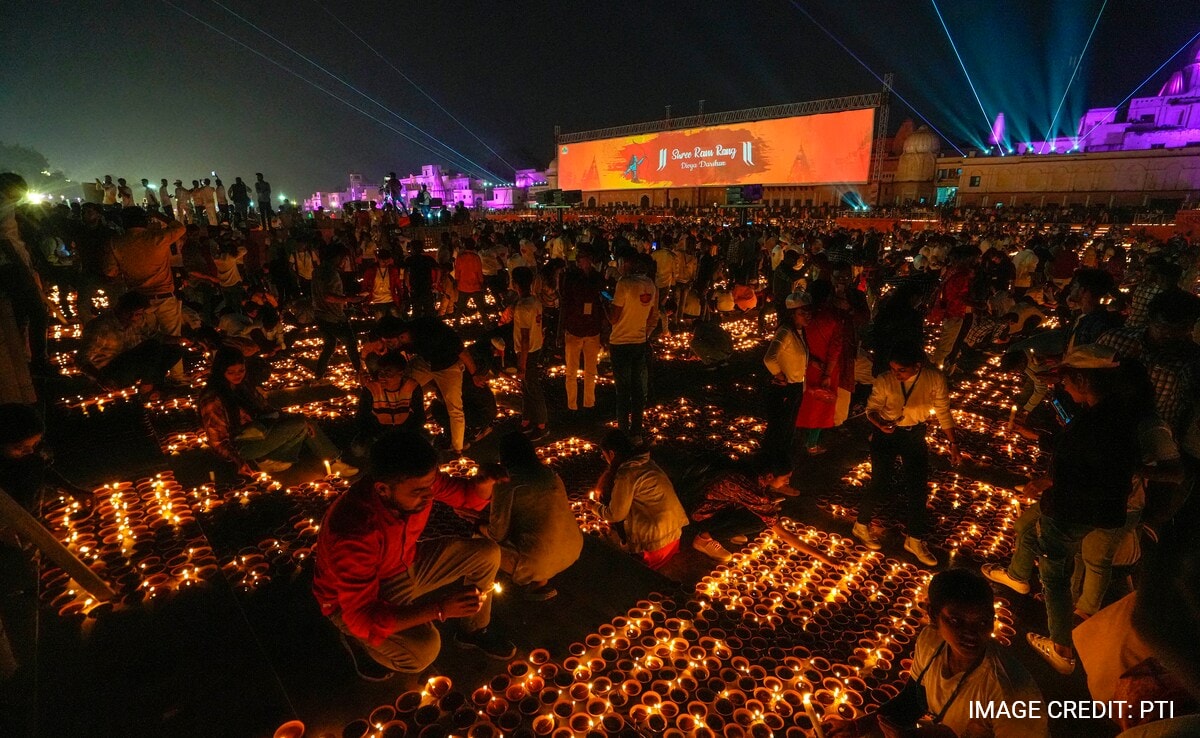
[872,73,894,205]
[557,93,884,145]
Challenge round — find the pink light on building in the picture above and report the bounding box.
[1020,40,1200,155]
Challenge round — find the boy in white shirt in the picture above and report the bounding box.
[512,267,547,440]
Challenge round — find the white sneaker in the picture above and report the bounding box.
[904,536,938,567]
[256,459,293,473]
[982,563,1031,595]
[692,534,734,563]
[1026,633,1076,675]
[329,460,360,477]
[852,522,882,550]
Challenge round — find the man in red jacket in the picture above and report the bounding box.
[929,246,980,375]
[361,248,406,319]
[313,429,515,680]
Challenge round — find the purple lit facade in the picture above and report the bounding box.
[1018,41,1200,154]
[304,166,549,213]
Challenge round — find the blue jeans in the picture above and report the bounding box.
[235,415,340,463]
[1071,510,1140,616]
[1006,503,1042,584]
[610,342,649,436]
[1037,514,1115,648]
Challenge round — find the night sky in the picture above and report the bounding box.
[0,1,1195,197]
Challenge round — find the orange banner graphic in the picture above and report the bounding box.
[558,109,875,190]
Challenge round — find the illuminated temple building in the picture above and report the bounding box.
[305,166,550,212]
[302,42,1200,214]
[1022,40,1200,155]
[933,41,1200,210]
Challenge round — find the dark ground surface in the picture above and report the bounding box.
[1,321,1112,738]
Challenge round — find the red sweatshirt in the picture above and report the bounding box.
[311,474,490,644]
[937,267,975,319]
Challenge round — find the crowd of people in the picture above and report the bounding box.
[3,167,1200,736]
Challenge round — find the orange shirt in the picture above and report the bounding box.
[454,250,485,293]
[104,222,186,296]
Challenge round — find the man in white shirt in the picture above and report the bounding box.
[173,180,191,224]
[96,175,118,206]
[195,179,218,226]
[212,238,249,310]
[762,292,812,459]
[854,341,960,566]
[505,242,531,286]
[1012,241,1039,295]
[158,179,173,219]
[511,267,547,439]
[606,251,657,442]
[116,178,135,208]
[214,178,230,223]
[672,241,699,329]
[650,242,675,336]
[547,229,566,260]
[140,179,160,212]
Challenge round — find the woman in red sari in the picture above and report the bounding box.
[795,280,844,454]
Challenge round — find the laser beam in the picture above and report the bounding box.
[929,0,994,147]
[786,1,965,156]
[311,0,518,176]
[162,0,500,178]
[208,0,505,182]
[1039,0,1107,153]
[1076,27,1200,149]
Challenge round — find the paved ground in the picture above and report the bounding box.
[2,316,1110,738]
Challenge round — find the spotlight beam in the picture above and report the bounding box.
[162,0,500,179]
[311,0,519,175]
[1038,0,1108,153]
[1077,27,1200,148]
[786,1,966,156]
[929,0,994,146]
[207,0,505,182]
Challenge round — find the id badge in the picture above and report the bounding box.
[583,302,593,315]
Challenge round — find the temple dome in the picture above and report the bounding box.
[1158,40,1200,96]
[902,126,941,155]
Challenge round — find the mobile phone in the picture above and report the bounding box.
[1051,397,1073,425]
[600,290,614,301]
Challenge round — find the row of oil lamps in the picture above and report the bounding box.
[38,437,599,617]
[298,525,1016,738]
[652,315,777,362]
[829,463,1024,565]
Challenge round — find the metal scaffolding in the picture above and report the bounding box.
[556,92,884,145]
[872,73,894,203]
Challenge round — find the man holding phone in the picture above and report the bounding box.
[854,341,959,567]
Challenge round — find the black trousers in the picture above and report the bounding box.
[696,507,767,549]
[762,381,804,460]
[520,350,547,427]
[314,319,360,378]
[857,425,931,538]
[99,340,185,388]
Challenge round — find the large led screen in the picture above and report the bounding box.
[557,108,875,190]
